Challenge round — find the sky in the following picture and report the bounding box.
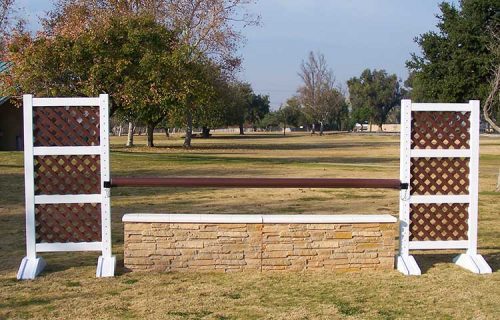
[18,0,455,109]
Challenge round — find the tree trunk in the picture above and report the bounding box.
[283,121,286,136]
[126,122,134,147]
[202,126,210,138]
[118,123,123,137]
[183,111,193,148]
[483,66,500,133]
[319,121,324,136]
[239,123,244,135]
[146,123,155,147]
[311,123,316,135]
[164,127,169,137]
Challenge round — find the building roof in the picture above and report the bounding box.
[0,61,12,105]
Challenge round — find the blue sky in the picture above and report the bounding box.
[18,0,454,109]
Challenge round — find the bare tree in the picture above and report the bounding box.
[483,27,500,133]
[160,0,258,65]
[483,66,500,133]
[45,0,258,65]
[0,0,15,30]
[0,0,18,51]
[297,51,343,135]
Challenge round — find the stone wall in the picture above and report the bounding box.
[123,214,396,272]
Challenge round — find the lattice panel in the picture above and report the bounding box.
[34,155,101,195]
[33,106,100,146]
[35,203,102,243]
[410,157,469,195]
[411,111,470,149]
[410,203,468,241]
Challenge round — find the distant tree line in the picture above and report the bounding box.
[260,51,404,136]
[277,0,500,134]
[1,0,497,144]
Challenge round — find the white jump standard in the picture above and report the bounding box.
[17,95,115,280]
[397,100,492,275]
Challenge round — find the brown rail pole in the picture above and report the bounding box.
[108,177,405,189]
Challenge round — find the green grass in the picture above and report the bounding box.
[0,132,498,319]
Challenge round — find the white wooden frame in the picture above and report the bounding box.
[17,94,115,280]
[397,100,492,275]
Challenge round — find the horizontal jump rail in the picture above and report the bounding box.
[108,177,406,189]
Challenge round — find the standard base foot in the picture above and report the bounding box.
[17,256,46,280]
[96,255,116,277]
[454,254,492,274]
[397,255,421,275]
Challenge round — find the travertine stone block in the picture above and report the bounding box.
[124,221,396,272]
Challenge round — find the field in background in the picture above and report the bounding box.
[0,133,498,319]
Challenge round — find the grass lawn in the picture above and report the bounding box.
[0,132,498,319]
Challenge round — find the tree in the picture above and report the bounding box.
[347,69,402,130]
[259,111,280,131]
[247,94,270,131]
[0,0,15,39]
[0,0,24,55]
[407,0,499,130]
[44,0,261,147]
[223,81,253,135]
[482,26,500,132]
[185,60,231,140]
[45,0,259,66]
[297,51,343,135]
[327,92,349,131]
[221,83,269,135]
[166,0,259,146]
[483,65,500,132]
[277,97,303,136]
[159,52,227,146]
[2,15,179,147]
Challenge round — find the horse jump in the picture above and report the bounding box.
[17,95,492,279]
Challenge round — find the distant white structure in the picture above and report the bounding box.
[354,123,400,132]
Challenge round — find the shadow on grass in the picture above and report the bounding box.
[0,164,23,169]
[0,296,52,309]
[197,133,297,140]
[111,152,398,167]
[33,251,128,277]
[414,251,499,274]
[148,141,399,151]
[0,173,25,206]
[111,137,399,151]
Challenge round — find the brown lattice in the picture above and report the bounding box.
[410,157,469,195]
[411,111,470,149]
[35,203,102,242]
[33,106,100,146]
[410,203,468,241]
[34,155,101,195]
